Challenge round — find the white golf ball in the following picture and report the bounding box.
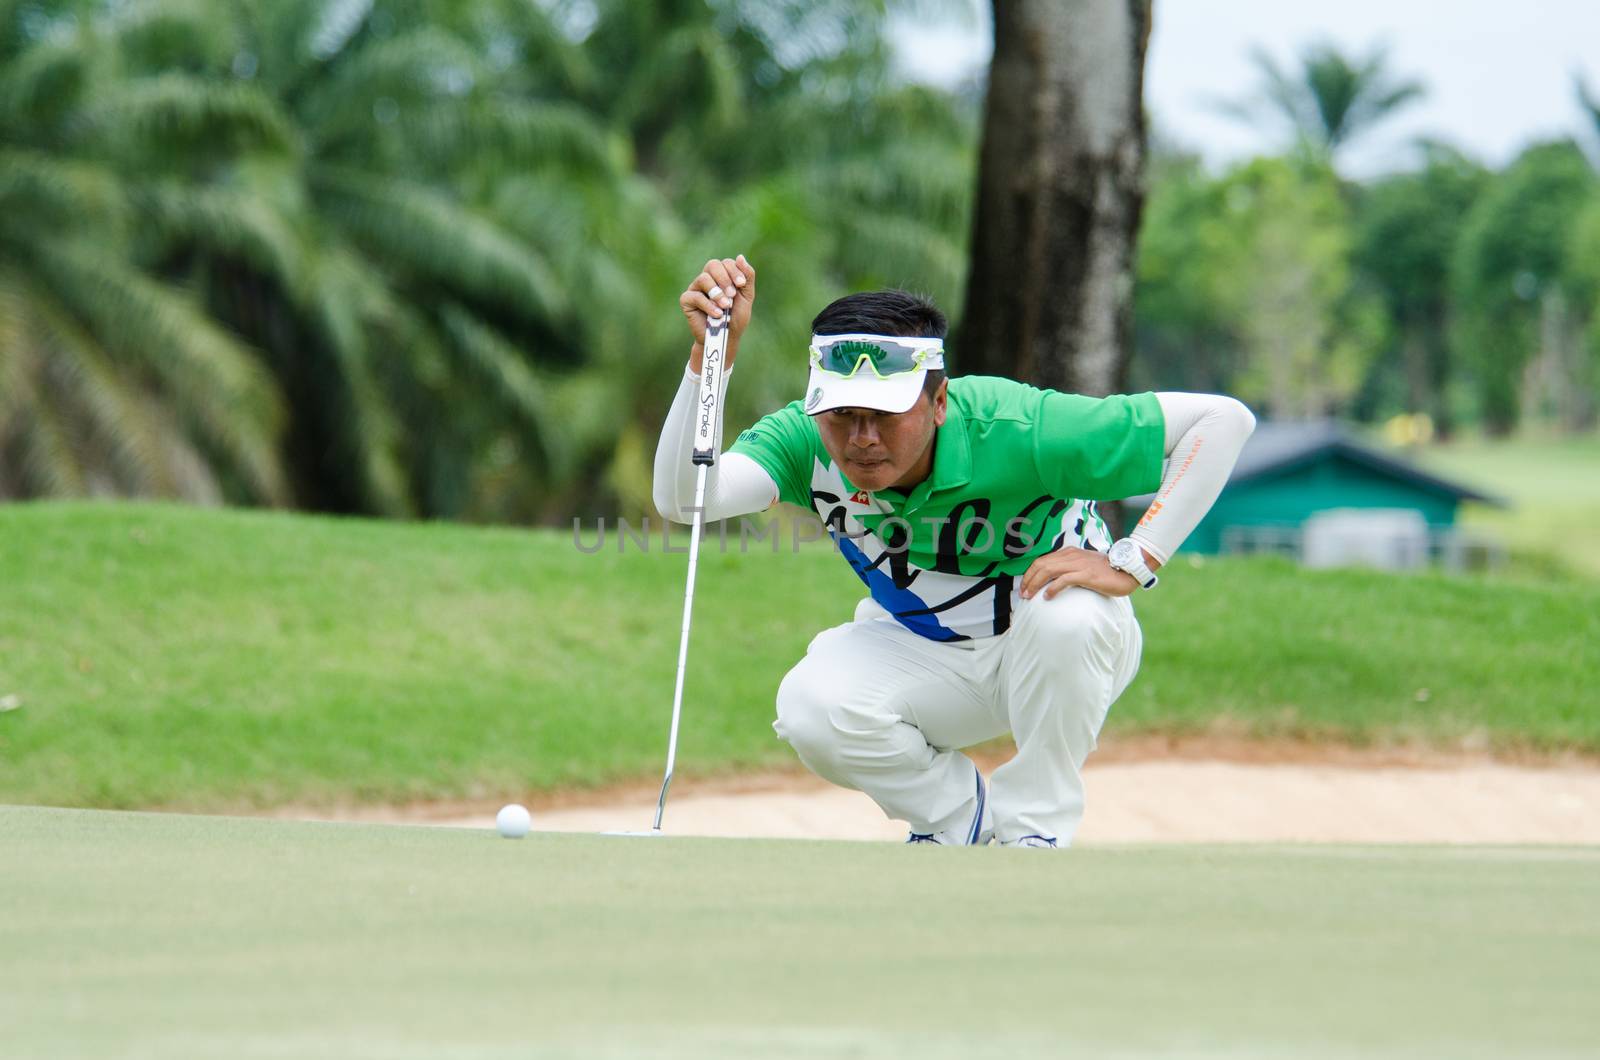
[496,803,531,839]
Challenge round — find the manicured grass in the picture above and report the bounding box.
[2,806,1596,1059]
[1123,552,1599,751]
[2,502,1597,811]
[1414,431,1600,576]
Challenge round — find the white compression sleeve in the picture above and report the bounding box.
[652,364,780,523]
[1126,392,1257,566]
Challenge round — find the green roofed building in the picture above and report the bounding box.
[1122,422,1506,569]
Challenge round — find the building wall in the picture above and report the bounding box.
[1130,453,1463,555]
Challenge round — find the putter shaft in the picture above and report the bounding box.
[652,462,709,831]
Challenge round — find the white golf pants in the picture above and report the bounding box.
[773,586,1143,845]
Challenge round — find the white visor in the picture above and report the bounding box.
[803,333,945,415]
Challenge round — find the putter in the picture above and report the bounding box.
[604,301,730,838]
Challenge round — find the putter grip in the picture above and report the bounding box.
[691,313,729,466]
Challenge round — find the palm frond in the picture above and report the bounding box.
[16,386,88,497]
[0,266,26,409]
[0,274,33,483]
[0,150,128,236]
[103,0,243,75]
[299,25,483,147]
[1246,45,1319,141]
[611,24,738,133]
[312,165,568,321]
[1207,93,1267,129]
[302,247,416,516]
[0,29,86,135]
[1361,81,1426,117]
[1577,73,1600,144]
[805,143,972,231]
[829,211,965,308]
[2,294,87,496]
[80,72,300,159]
[34,242,290,504]
[543,366,629,473]
[29,293,184,496]
[1336,45,1425,146]
[436,302,559,469]
[392,98,620,177]
[472,0,596,97]
[1227,40,1424,156]
[484,173,655,328]
[231,0,331,88]
[136,180,310,293]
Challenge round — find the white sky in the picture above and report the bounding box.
[891,0,1600,177]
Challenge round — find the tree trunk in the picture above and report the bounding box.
[956,0,1151,397]
[1402,322,1430,416]
[1424,304,1455,440]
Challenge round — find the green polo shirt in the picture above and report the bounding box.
[728,375,1165,641]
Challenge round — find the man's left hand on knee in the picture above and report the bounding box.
[1020,546,1156,600]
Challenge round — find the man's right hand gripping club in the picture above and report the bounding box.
[679,254,755,374]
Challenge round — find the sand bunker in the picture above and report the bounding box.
[288,754,1600,845]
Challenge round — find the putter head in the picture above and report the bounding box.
[599,828,666,837]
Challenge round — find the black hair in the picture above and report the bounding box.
[810,289,947,339]
[810,289,948,399]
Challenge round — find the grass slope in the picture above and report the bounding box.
[1416,431,1600,576]
[2,502,1597,810]
[3,806,1597,1059]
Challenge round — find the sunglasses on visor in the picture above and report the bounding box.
[808,334,945,379]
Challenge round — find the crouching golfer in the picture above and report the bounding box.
[654,256,1255,847]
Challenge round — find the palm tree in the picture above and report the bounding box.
[517,0,979,516]
[1578,73,1600,156]
[135,0,629,517]
[0,0,288,502]
[2,0,977,521]
[137,0,968,522]
[1221,40,1425,163]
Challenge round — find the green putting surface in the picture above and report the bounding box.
[3,805,1597,1059]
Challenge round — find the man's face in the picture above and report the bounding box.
[812,381,947,492]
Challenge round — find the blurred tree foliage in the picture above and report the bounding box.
[1,0,976,517]
[0,0,290,501]
[3,9,1598,519]
[1130,149,1241,396]
[1140,43,1600,440]
[1453,141,1597,434]
[1136,129,1600,437]
[1218,39,1424,163]
[1136,153,1385,420]
[1350,146,1489,438]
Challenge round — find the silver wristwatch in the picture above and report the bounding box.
[1108,538,1159,589]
